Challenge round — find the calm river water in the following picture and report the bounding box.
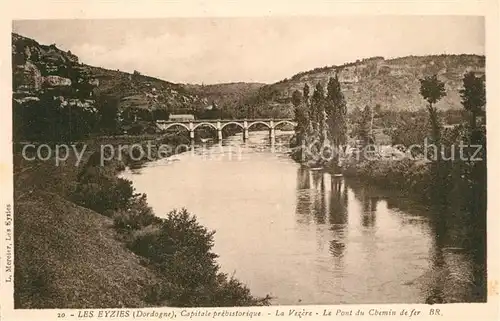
[120,131,484,305]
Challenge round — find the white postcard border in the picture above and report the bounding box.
[1,1,499,320]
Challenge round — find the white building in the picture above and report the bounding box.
[168,114,195,121]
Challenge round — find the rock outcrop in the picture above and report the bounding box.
[12,33,203,117]
[12,33,97,107]
[244,55,485,116]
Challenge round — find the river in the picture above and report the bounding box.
[119,130,485,305]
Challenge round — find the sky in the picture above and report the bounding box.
[12,16,484,84]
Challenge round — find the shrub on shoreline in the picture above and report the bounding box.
[113,194,161,231]
[128,209,270,307]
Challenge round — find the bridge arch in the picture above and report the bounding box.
[273,120,297,129]
[161,123,190,131]
[220,122,244,130]
[247,121,271,129]
[193,122,217,131]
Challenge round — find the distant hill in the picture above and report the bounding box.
[86,66,205,113]
[182,82,265,118]
[243,55,485,118]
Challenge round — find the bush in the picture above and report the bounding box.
[129,209,217,266]
[128,209,270,307]
[211,275,272,307]
[113,194,161,230]
[72,160,136,214]
[72,177,135,214]
[127,124,145,135]
[344,158,433,200]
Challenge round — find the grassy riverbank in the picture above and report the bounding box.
[14,135,270,308]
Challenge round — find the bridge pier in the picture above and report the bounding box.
[189,130,195,145]
[216,121,222,142]
[269,128,275,140]
[188,121,195,145]
[269,120,275,145]
[242,120,249,142]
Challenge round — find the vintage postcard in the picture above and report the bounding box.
[1,0,499,320]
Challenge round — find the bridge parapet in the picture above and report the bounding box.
[156,118,294,124]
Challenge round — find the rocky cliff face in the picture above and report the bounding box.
[12,33,97,110]
[246,55,485,115]
[12,33,203,115]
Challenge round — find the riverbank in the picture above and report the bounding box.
[14,134,270,308]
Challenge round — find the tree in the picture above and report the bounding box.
[292,89,302,109]
[459,72,487,290]
[390,112,430,157]
[303,83,310,101]
[303,83,311,133]
[353,105,372,145]
[419,75,447,201]
[419,75,446,148]
[291,90,308,148]
[460,71,485,132]
[97,95,119,134]
[311,82,326,136]
[326,76,348,148]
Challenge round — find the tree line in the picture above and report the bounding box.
[291,76,348,170]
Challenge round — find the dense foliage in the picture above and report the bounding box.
[291,76,348,169]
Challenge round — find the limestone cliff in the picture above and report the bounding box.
[12,33,203,115]
[243,55,485,117]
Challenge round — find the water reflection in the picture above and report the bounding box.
[426,205,446,304]
[344,178,486,304]
[293,169,486,304]
[328,177,348,259]
[295,167,312,225]
[311,171,327,225]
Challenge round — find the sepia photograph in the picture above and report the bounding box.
[3,5,496,317]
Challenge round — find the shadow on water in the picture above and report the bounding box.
[295,167,312,225]
[295,167,487,303]
[311,171,327,225]
[352,184,379,230]
[328,177,348,260]
[349,178,486,303]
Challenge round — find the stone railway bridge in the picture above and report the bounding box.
[156,119,297,142]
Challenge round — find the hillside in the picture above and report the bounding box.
[86,65,205,113]
[13,147,162,308]
[244,55,485,117]
[14,190,160,308]
[182,82,265,118]
[12,33,204,115]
